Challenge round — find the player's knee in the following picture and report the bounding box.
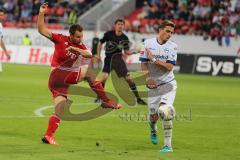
[54,96,67,117]
[85,70,96,82]
[54,96,67,104]
[158,103,175,121]
[101,73,109,81]
[149,114,159,123]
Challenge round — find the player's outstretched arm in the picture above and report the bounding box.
[37,3,52,39]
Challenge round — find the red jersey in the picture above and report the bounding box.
[51,33,91,70]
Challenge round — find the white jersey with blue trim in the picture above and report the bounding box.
[139,37,177,84]
[0,23,4,39]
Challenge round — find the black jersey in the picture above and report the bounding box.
[100,30,130,58]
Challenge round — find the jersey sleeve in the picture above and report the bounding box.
[100,32,108,44]
[139,40,149,62]
[51,33,62,43]
[166,44,177,65]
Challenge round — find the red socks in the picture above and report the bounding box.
[90,81,109,102]
[45,114,60,136]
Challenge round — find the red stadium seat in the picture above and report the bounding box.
[45,7,52,16]
[46,24,64,30]
[3,21,16,28]
[56,6,65,17]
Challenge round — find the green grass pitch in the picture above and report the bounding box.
[0,63,239,160]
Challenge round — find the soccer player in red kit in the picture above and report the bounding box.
[37,3,121,145]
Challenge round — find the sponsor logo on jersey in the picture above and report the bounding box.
[154,55,168,60]
[164,48,170,53]
[66,51,77,59]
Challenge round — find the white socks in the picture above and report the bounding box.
[162,120,173,148]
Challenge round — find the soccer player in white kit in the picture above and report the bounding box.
[0,8,11,72]
[140,20,177,152]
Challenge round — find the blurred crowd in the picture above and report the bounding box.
[0,0,100,29]
[1,0,239,46]
[126,0,240,46]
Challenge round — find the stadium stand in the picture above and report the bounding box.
[125,0,240,46]
[0,0,101,29]
[1,0,239,48]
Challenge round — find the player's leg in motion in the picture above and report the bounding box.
[95,72,109,102]
[112,54,146,105]
[149,113,159,145]
[124,74,146,105]
[148,94,160,145]
[99,57,111,90]
[97,73,108,103]
[159,87,176,152]
[84,68,121,109]
[99,72,108,89]
[42,96,67,145]
[94,57,110,103]
[159,103,173,153]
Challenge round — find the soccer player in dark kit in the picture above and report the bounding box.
[95,19,146,105]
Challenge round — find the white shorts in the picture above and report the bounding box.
[148,80,177,115]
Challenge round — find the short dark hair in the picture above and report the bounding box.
[114,19,125,25]
[158,20,175,30]
[69,24,83,35]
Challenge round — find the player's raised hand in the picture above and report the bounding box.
[39,3,48,14]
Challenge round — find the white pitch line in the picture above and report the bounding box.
[34,105,54,117]
[33,102,240,118]
[33,102,97,117]
[0,114,239,119]
[1,102,240,119]
[0,116,40,119]
[0,102,99,119]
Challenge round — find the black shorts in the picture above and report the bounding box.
[102,54,129,77]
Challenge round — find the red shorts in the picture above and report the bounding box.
[48,68,81,98]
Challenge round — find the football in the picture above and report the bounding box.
[158,104,176,120]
